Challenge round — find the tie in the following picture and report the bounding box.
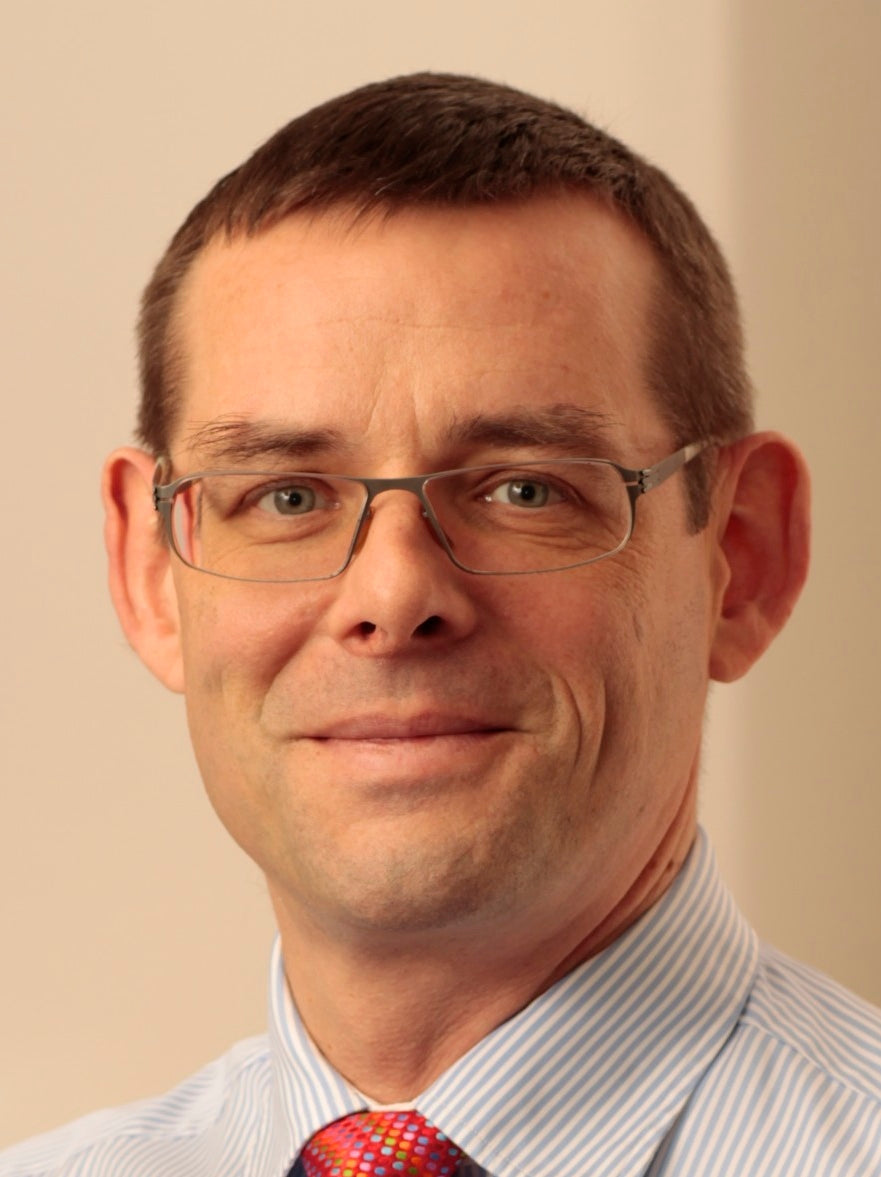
[300,1109,463,1177]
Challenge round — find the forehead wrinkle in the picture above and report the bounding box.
[180,416,354,466]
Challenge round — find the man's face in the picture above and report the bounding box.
[165,195,721,948]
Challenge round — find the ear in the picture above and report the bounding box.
[102,447,185,693]
[708,432,810,683]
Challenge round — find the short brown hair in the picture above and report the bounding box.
[138,72,753,527]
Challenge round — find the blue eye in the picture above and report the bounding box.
[258,485,318,515]
[486,478,556,508]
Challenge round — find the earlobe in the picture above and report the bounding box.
[102,447,185,693]
[708,432,811,684]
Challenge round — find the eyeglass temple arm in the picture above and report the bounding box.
[635,440,710,495]
[152,459,172,504]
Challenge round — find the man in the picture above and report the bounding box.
[3,73,879,1176]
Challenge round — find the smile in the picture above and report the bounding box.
[307,713,509,741]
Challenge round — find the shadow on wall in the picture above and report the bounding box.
[730,0,881,1004]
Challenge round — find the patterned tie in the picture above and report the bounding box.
[300,1109,463,1177]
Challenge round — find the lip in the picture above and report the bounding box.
[306,713,510,741]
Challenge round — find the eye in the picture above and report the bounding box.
[257,484,319,515]
[485,477,561,508]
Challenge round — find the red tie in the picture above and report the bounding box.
[300,1110,463,1176]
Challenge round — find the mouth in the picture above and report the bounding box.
[291,710,520,792]
[308,713,509,742]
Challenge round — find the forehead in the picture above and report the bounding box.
[172,195,665,464]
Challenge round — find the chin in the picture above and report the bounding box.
[298,836,542,940]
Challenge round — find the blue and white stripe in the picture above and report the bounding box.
[2,830,880,1175]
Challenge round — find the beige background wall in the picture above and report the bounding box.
[1,0,878,1148]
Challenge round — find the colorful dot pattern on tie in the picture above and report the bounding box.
[300,1110,462,1177]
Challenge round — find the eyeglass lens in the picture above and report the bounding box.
[169,462,634,581]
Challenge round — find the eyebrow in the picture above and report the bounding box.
[444,404,623,457]
[182,417,354,465]
[181,403,623,468]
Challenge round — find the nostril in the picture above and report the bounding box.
[357,621,377,636]
[415,615,443,637]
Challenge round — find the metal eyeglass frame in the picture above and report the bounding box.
[152,440,711,582]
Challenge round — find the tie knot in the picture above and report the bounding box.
[300,1110,462,1177]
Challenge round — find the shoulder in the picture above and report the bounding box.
[660,947,881,1174]
[0,1035,272,1177]
[676,945,881,1173]
[743,942,881,1103]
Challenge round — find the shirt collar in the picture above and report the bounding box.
[420,829,758,1177]
[263,829,757,1177]
[265,939,367,1174]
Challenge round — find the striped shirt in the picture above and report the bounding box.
[2,830,880,1176]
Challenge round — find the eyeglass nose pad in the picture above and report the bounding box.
[351,491,449,565]
[349,502,373,557]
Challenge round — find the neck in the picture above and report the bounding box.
[268,801,697,1103]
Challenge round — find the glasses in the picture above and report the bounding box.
[152,442,709,583]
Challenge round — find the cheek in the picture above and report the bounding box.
[498,561,652,698]
[613,561,713,780]
[174,584,330,852]
[514,554,708,773]
[176,581,328,760]
[482,570,650,794]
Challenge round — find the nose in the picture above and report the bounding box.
[319,489,479,656]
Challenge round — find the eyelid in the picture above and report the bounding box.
[473,461,583,483]
[218,469,331,488]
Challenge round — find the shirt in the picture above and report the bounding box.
[2,830,880,1176]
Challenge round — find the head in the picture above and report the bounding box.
[104,75,809,966]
